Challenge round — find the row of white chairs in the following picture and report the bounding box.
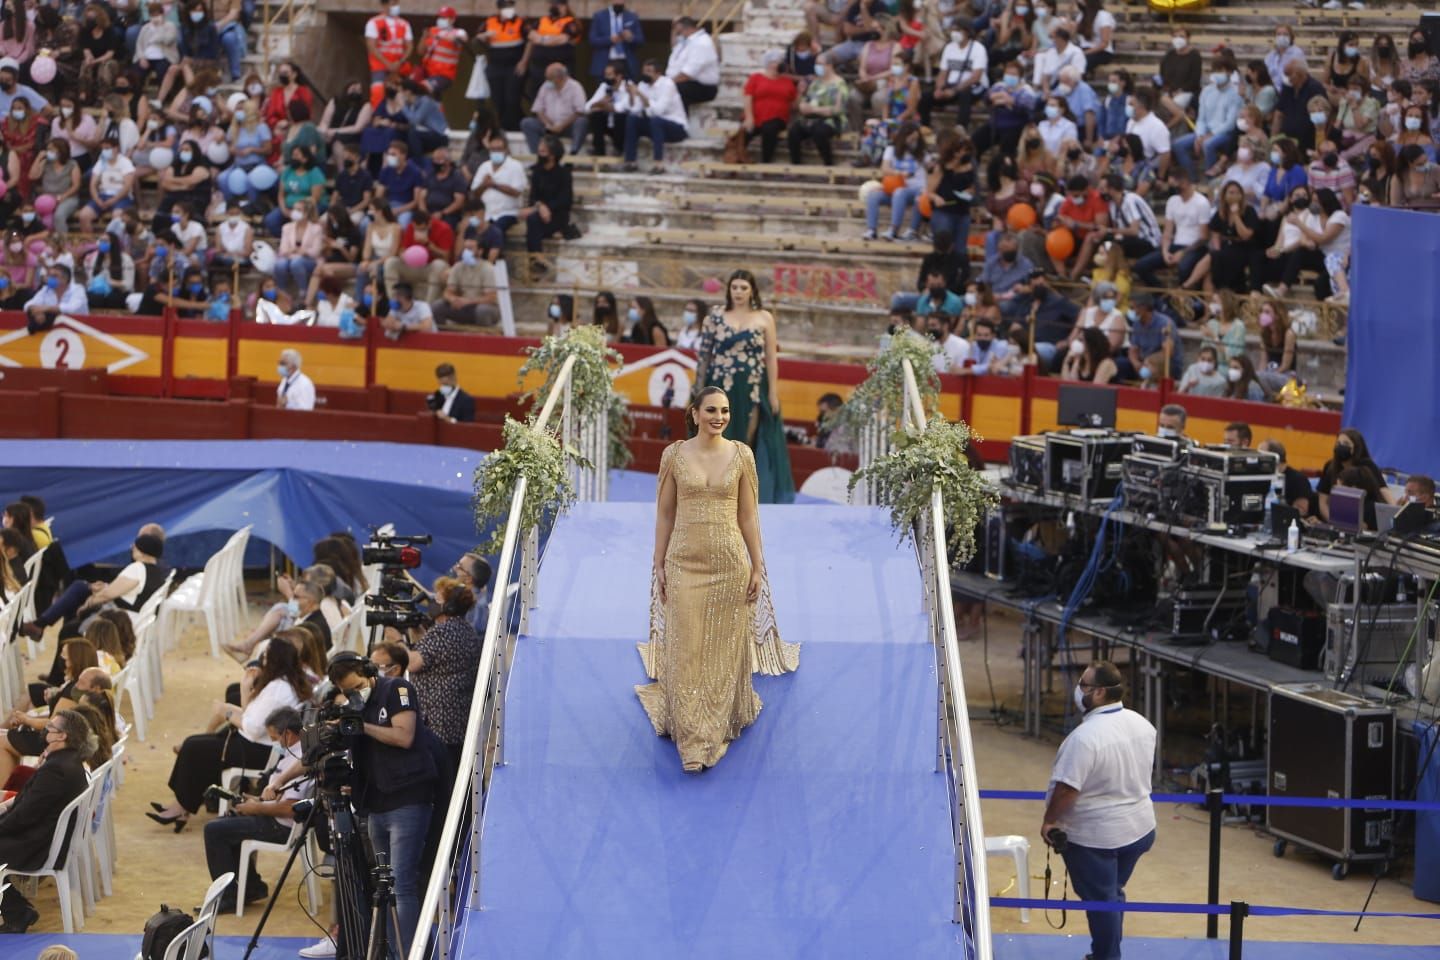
[162,526,253,659]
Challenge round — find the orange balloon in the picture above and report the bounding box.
[1046,226,1076,261]
[1006,202,1037,230]
[917,194,934,219]
[881,173,906,195]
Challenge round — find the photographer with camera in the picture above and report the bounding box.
[202,706,310,912]
[404,577,482,772]
[1042,661,1157,960]
[320,651,443,960]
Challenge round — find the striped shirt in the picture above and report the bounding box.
[1109,190,1162,248]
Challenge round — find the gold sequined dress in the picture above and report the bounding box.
[636,440,800,770]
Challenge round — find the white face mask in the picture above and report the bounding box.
[60,106,73,118]
[1073,684,1087,711]
[1275,34,1290,49]
[1158,426,1178,439]
[1209,301,1222,316]
[1211,72,1228,86]
[1171,36,1186,51]
[437,17,451,28]
[1227,367,1243,383]
[1068,338,1085,356]
[1198,360,1215,374]
[248,83,264,96]
[1406,116,1424,131]
[1236,117,1250,132]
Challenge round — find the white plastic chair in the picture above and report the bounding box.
[327,597,367,657]
[161,549,227,658]
[219,748,279,816]
[132,873,234,960]
[235,816,322,916]
[131,570,175,697]
[87,757,119,900]
[0,783,91,931]
[219,526,253,642]
[112,660,147,742]
[0,629,22,713]
[985,835,1031,923]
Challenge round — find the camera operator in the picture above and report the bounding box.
[203,706,310,912]
[321,651,444,960]
[370,642,410,679]
[404,577,482,772]
[1042,661,1157,960]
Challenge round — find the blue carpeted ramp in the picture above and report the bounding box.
[460,501,966,959]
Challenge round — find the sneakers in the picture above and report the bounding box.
[1321,0,1342,8]
[861,229,877,240]
[298,938,337,959]
[897,229,917,242]
[880,229,898,241]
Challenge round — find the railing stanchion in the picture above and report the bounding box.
[1229,901,1248,960]
[1207,788,1224,939]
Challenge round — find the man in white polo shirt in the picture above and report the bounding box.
[275,348,316,411]
[1042,660,1157,960]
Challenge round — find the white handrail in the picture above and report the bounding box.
[899,359,992,957]
[408,351,605,960]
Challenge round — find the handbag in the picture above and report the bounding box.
[723,128,750,165]
[465,55,490,100]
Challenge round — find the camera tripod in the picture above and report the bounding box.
[240,788,401,960]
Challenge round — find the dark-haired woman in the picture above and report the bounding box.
[637,385,798,773]
[406,577,482,771]
[1,637,97,785]
[149,640,310,829]
[83,231,135,309]
[1317,428,1390,522]
[523,133,573,267]
[626,295,670,347]
[694,270,795,504]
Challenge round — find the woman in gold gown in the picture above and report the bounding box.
[636,386,800,773]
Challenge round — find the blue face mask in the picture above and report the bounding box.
[1099,297,1116,313]
[389,299,402,312]
[1126,308,1138,323]
[627,307,640,322]
[362,292,374,307]
[548,304,562,319]
[276,363,289,378]
[316,291,326,301]
[189,282,203,295]
[261,288,277,301]
[154,244,168,258]
[98,240,111,253]
[488,151,506,166]
[0,276,9,289]
[1003,74,1020,88]
[46,276,59,289]
[1139,365,1153,380]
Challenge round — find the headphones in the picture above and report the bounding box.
[327,649,379,679]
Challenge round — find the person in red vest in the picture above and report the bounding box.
[420,7,468,96]
[365,0,414,107]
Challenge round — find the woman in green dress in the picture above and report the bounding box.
[694,270,795,504]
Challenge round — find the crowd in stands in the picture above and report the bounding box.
[0,0,1419,401]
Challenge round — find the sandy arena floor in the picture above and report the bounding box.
[10,594,1436,948]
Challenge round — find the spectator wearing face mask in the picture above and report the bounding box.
[84,233,134,310]
[30,141,80,237]
[966,318,1012,375]
[381,282,435,339]
[1133,168,1209,288]
[675,298,704,350]
[377,140,424,227]
[665,16,720,107]
[384,209,452,304]
[915,268,965,323]
[524,134,574,266]
[1306,138,1356,207]
[150,264,211,319]
[1274,62,1327,144]
[1156,27,1202,123]
[1226,354,1268,402]
[925,311,969,374]
[1404,474,1436,508]
[1317,428,1389,522]
[1055,174,1109,281]
[1,95,38,200]
[922,26,989,129]
[1056,65,1100,146]
[23,264,86,333]
[431,236,499,328]
[1204,292,1246,361]
[972,62,1038,158]
[418,144,467,229]
[787,54,848,166]
[522,63,587,156]
[469,134,527,262]
[1177,344,1226,397]
[1123,86,1171,176]
[428,363,475,422]
[320,81,374,151]
[1388,142,1440,207]
[1255,298,1296,392]
[1173,56,1242,181]
[162,3,222,106]
[364,0,414,107]
[1033,25,1086,97]
[273,200,324,299]
[134,4,180,86]
[1403,29,1440,84]
[587,61,636,158]
[1098,70,1132,143]
[212,209,253,270]
[1264,186,1345,299]
[1062,326,1118,384]
[621,59,689,174]
[1126,293,1180,382]
[981,232,1037,319]
[1265,27,1304,92]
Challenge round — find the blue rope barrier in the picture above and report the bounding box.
[978,788,1440,812]
[989,897,1440,920]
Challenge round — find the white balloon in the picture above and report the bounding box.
[148,147,174,169]
[206,142,231,166]
[250,240,276,275]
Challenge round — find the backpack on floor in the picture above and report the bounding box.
[141,904,195,960]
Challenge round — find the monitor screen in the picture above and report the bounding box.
[1330,486,1365,535]
[1057,384,1117,428]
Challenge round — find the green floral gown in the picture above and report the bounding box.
[696,307,796,505]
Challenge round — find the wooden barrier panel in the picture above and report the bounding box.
[0,310,1344,470]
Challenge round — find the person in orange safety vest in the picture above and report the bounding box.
[419,6,468,96]
[365,0,414,107]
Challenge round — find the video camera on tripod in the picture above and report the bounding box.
[361,529,433,630]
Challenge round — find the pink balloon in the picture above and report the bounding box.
[701,277,722,294]
[34,193,55,215]
[401,244,429,268]
[29,55,55,85]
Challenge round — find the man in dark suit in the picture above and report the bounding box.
[587,2,644,82]
[293,581,333,649]
[426,362,475,423]
[0,708,94,932]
